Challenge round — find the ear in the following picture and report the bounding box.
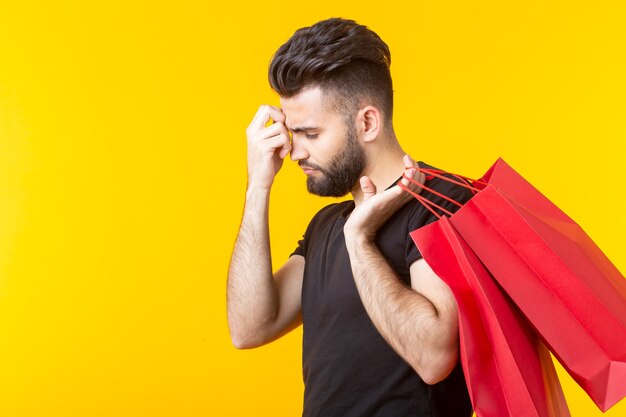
[356,105,382,143]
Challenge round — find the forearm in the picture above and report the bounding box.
[345,239,458,384]
[227,187,279,346]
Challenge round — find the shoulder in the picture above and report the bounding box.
[309,200,353,224]
[292,200,354,259]
[302,200,354,236]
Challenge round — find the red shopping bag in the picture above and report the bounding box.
[410,216,570,417]
[402,158,626,411]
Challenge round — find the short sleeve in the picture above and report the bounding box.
[289,203,341,259]
[291,236,305,258]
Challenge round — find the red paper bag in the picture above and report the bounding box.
[410,216,570,417]
[443,159,626,411]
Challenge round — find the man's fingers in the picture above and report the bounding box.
[248,109,291,155]
[262,134,291,158]
[255,120,288,140]
[400,168,416,187]
[278,141,291,159]
[360,176,377,201]
[400,153,426,196]
[403,153,417,169]
[416,171,426,187]
[249,105,286,131]
[265,125,291,158]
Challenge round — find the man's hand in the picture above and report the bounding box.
[246,105,292,190]
[344,154,426,245]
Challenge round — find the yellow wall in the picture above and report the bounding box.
[0,1,625,415]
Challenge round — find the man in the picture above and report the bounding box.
[228,18,473,417]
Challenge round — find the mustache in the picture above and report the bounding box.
[298,160,324,171]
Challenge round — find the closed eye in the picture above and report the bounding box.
[288,126,320,140]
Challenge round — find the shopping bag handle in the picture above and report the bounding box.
[398,167,484,219]
[399,181,453,218]
[411,167,487,192]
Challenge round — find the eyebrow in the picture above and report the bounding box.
[288,126,319,133]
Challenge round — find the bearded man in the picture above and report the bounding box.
[227,17,473,417]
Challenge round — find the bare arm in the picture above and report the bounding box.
[227,105,303,349]
[343,161,459,384]
[344,241,459,384]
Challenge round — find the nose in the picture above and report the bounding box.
[289,136,309,161]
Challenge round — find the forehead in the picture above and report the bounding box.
[280,86,337,129]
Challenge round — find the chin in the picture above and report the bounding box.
[306,178,354,198]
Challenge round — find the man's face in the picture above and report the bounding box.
[280,87,366,197]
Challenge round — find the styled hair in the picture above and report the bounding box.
[269,18,393,124]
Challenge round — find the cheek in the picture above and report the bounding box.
[318,133,346,158]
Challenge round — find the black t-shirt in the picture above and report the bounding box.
[292,162,474,417]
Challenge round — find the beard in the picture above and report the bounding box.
[300,124,367,197]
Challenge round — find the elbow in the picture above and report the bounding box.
[412,348,459,386]
[231,336,256,350]
[229,328,260,350]
[419,367,453,386]
[227,311,277,350]
[228,325,267,350]
[228,327,248,349]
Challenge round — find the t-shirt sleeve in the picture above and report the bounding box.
[290,204,336,259]
[291,236,305,258]
[405,177,476,267]
[291,215,316,259]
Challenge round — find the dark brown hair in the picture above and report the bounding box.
[269,18,393,124]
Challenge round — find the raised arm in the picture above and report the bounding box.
[227,105,303,349]
[343,167,459,385]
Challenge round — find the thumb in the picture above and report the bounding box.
[403,153,417,169]
[360,176,377,201]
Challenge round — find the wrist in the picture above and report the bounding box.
[344,230,376,254]
[245,186,272,211]
[246,182,272,196]
[246,168,275,193]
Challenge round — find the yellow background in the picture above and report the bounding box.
[1,1,625,416]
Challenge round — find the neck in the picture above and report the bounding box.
[351,144,408,206]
